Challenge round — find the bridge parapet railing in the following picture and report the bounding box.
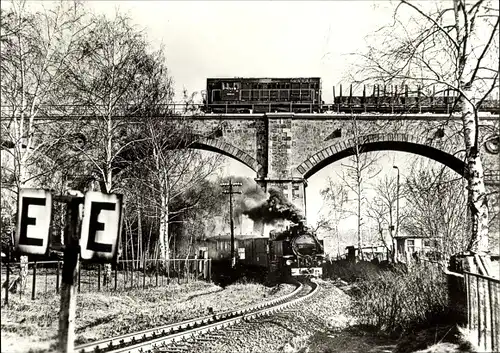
[1,100,499,117]
[0,104,206,119]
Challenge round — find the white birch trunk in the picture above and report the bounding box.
[353,119,364,260]
[159,186,170,262]
[461,88,489,253]
[18,160,29,293]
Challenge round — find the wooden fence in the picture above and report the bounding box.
[1,258,211,304]
[422,256,499,351]
[464,271,500,352]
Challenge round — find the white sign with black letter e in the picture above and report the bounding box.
[79,192,123,262]
[15,189,52,255]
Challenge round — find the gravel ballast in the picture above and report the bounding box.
[185,279,358,353]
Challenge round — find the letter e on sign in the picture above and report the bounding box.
[80,192,123,261]
[15,189,52,255]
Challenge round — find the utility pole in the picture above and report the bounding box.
[220,179,242,268]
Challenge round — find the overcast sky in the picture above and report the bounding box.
[82,1,449,233]
[87,1,395,101]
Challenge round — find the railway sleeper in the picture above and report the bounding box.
[160,348,188,353]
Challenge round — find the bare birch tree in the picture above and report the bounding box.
[354,0,499,253]
[62,11,178,282]
[366,175,408,262]
[318,177,349,257]
[135,121,223,262]
[403,161,469,257]
[1,0,91,292]
[339,118,381,259]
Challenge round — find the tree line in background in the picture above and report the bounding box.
[0,0,228,292]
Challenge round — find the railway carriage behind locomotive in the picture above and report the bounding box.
[197,221,325,279]
[202,77,324,113]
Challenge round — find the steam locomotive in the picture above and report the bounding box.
[269,222,325,277]
[197,221,325,282]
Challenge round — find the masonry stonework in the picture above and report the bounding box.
[186,113,498,220]
[16,112,497,235]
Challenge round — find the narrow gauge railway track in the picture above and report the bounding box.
[75,279,319,353]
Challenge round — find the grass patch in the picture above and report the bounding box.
[1,280,294,353]
[304,328,398,353]
[349,263,449,335]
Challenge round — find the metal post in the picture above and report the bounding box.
[56,260,60,293]
[393,166,400,239]
[58,195,83,353]
[97,264,101,291]
[32,261,37,300]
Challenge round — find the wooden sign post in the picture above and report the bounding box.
[14,188,123,353]
[56,194,83,353]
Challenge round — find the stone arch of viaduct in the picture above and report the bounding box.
[296,132,465,178]
[186,112,499,218]
[194,132,467,180]
[5,111,497,238]
[190,137,264,176]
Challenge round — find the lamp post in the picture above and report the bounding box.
[392,165,400,239]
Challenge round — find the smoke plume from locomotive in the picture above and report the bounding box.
[229,177,304,225]
[243,188,304,224]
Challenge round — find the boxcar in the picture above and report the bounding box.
[239,238,268,268]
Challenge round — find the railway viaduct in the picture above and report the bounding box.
[2,109,499,232]
[185,112,499,211]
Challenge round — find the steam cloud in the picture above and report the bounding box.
[229,177,304,225]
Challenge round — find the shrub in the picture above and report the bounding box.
[324,259,406,282]
[350,263,448,335]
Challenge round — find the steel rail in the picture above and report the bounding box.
[74,281,306,353]
[99,280,318,353]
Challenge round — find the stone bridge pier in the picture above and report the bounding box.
[185,111,498,240]
[255,114,308,217]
